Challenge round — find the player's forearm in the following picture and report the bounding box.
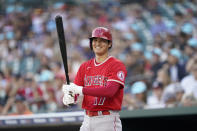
[82,81,121,97]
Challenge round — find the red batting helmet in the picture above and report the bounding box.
[89,27,112,50]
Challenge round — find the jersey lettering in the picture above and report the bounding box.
[84,75,108,86]
[93,76,99,85]
[84,75,92,86]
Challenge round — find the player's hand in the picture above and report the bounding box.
[62,92,75,106]
[62,83,83,97]
[70,83,83,96]
[62,83,83,106]
[62,85,75,106]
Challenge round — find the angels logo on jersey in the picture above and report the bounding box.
[117,71,125,81]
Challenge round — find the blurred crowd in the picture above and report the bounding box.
[0,0,197,115]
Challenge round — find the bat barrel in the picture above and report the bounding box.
[55,15,70,84]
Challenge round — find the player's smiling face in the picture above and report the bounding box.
[92,38,111,55]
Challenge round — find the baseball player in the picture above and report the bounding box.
[62,27,127,131]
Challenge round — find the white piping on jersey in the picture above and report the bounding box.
[107,79,125,86]
[94,56,113,66]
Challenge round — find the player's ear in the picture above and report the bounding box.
[108,41,112,49]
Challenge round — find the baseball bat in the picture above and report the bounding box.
[55,15,70,85]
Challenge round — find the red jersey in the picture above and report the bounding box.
[74,56,127,111]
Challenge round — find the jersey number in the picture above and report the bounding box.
[93,97,105,105]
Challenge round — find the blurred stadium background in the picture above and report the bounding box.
[0,0,197,130]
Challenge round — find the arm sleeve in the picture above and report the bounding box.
[82,81,122,97]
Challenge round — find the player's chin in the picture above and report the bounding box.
[93,48,102,53]
[93,49,105,55]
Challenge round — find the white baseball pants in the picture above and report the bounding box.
[80,111,122,131]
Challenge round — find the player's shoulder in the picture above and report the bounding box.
[80,58,94,67]
[109,56,125,66]
[111,57,123,63]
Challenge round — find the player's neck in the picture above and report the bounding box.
[95,53,109,63]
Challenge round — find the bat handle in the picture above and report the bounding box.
[66,74,70,85]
